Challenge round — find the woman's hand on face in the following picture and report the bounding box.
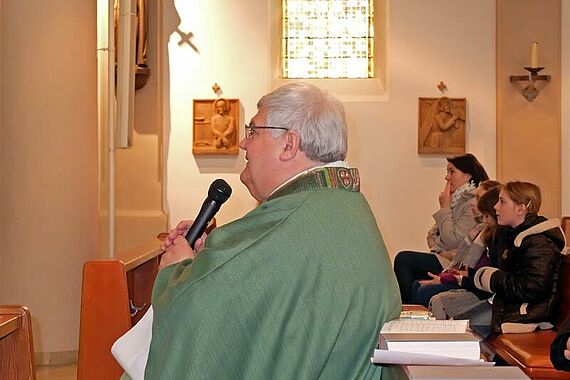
[439,181,451,208]
[419,272,441,287]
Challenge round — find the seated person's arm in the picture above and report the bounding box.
[427,225,438,250]
[433,207,476,250]
[419,272,442,286]
[438,249,457,261]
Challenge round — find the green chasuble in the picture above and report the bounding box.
[145,168,402,379]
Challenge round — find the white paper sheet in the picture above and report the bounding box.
[111,306,153,380]
[370,349,495,366]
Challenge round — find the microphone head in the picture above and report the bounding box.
[208,179,232,204]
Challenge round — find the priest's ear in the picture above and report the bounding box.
[279,131,301,161]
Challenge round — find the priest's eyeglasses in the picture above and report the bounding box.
[244,124,288,139]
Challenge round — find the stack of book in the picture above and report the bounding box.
[372,319,488,366]
[405,365,530,379]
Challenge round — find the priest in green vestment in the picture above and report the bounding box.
[146,83,402,379]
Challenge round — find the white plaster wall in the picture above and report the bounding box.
[164,0,270,227]
[352,0,496,254]
[163,0,496,257]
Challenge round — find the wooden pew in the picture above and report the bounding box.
[484,216,570,379]
[0,305,35,380]
[78,221,215,379]
[77,237,162,380]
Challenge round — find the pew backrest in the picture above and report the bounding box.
[77,221,217,379]
[0,305,35,380]
[78,238,162,380]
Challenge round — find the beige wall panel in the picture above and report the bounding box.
[497,0,561,217]
[0,0,4,299]
[0,0,98,354]
[562,2,570,216]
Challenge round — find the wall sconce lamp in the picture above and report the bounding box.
[510,42,550,102]
[510,67,550,102]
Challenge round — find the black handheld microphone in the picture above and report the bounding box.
[185,179,232,249]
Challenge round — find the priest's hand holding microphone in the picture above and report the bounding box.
[159,179,232,269]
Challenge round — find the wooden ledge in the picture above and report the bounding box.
[116,237,163,272]
[0,314,22,339]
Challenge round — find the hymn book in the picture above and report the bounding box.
[380,319,470,334]
[373,319,483,363]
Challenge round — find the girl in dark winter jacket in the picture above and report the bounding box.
[464,181,565,338]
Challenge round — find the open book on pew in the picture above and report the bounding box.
[371,319,490,366]
[381,318,470,334]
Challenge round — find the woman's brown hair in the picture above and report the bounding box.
[478,186,501,243]
[502,181,542,214]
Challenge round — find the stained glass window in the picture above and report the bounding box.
[282,0,374,79]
